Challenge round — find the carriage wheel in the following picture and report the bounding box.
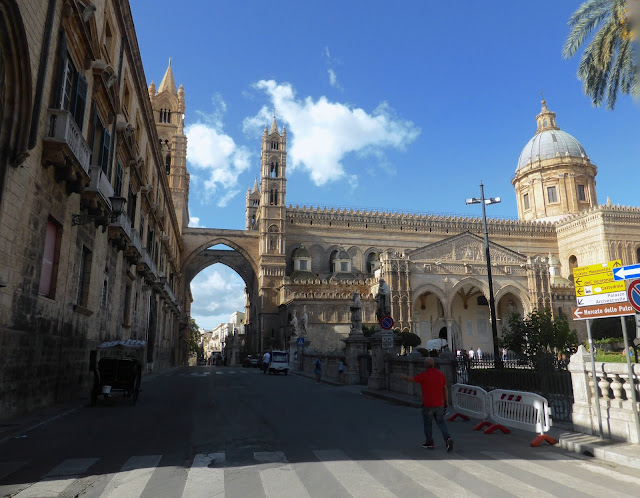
[132,373,141,405]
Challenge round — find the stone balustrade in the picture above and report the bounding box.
[569,345,640,443]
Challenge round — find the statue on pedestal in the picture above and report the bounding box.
[375,277,391,321]
[290,309,299,336]
[300,305,308,336]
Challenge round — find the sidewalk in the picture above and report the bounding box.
[292,369,640,469]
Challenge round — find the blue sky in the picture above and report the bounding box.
[131,0,639,330]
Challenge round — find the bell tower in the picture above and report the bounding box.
[257,113,287,347]
[149,58,189,234]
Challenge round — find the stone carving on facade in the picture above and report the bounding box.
[290,309,298,336]
[300,305,308,336]
[350,291,363,334]
[375,278,391,321]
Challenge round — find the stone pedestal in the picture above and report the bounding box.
[230,343,239,366]
[343,333,369,385]
[367,329,386,390]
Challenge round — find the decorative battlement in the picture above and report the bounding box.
[286,205,556,236]
[557,204,640,233]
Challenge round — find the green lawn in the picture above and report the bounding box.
[595,351,634,363]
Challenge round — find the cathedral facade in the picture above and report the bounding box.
[236,101,640,354]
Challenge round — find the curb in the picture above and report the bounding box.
[360,389,422,408]
[557,432,640,470]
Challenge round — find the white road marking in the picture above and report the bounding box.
[182,452,225,497]
[99,455,161,497]
[539,451,640,486]
[482,451,635,498]
[371,449,480,498]
[255,452,310,498]
[14,458,98,497]
[313,449,394,498]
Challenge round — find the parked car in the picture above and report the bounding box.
[242,354,260,368]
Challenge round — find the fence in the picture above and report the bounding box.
[456,357,573,423]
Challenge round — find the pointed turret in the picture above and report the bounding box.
[158,58,177,95]
[270,112,278,135]
[252,177,259,193]
[535,99,559,133]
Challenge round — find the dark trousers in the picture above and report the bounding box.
[422,406,451,444]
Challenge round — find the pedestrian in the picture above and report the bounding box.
[338,360,345,383]
[262,351,271,374]
[468,349,475,361]
[502,347,508,362]
[477,347,483,361]
[314,357,322,383]
[401,357,453,452]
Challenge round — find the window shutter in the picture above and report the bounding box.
[53,30,68,109]
[100,128,111,174]
[74,73,88,130]
[39,222,57,295]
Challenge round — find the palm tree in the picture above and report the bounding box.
[563,0,637,109]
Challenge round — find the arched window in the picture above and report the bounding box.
[568,255,578,277]
[268,225,279,252]
[636,247,640,264]
[269,189,278,205]
[367,252,379,274]
[270,162,278,178]
[165,153,171,174]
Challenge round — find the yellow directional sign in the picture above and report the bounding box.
[573,260,621,278]
[575,281,626,297]
[574,273,615,287]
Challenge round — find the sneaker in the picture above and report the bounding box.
[446,438,454,452]
[422,442,435,449]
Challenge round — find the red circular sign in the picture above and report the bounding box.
[379,316,394,330]
[627,279,640,313]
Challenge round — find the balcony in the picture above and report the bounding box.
[82,165,114,210]
[41,109,91,195]
[125,228,143,264]
[108,211,133,252]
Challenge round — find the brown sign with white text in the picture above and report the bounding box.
[572,302,635,321]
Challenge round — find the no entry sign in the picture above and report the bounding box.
[627,279,640,313]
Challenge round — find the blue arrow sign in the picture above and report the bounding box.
[296,337,305,345]
[613,264,640,280]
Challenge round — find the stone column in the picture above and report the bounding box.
[446,318,453,351]
[568,345,595,435]
[343,333,369,385]
[367,330,385,390]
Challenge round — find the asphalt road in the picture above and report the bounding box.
[1,365,639,497]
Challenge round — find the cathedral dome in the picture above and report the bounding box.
[517,129,588,171]
[292,245,311,258]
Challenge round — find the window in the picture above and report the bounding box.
[77,246,92,307]
[122,80,131,118]
[103,20,114,62]
[127,188,137,228]
[299,260,308,270]
[341,262,348,272]
[89,108,111,175]
[547,186,558,203]
[123,283,132,325]
[270,162,278,178]
[101,279,108,308]
[59,56,87,130]
[159,109,171,123]
[39,218,62,298]
[523,193,530,210]
[114,161,123,197]
[165,153,171,174]
[577,184,586,202]
[269,189,278,205]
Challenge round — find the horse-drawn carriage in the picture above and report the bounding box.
[90,340,145,406]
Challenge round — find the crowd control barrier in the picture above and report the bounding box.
[447,384,492,430]
[485,389,557,446]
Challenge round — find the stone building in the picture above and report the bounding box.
[183,100,640,356]
[0,0,187,417]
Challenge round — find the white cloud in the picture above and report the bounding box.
[189,216,200,227]
[190,266,245,329]
[186,95,252,207]
[328,69,338,88]
[243,80,420,186]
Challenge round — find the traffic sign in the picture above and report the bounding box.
[296,337,305,345]
[575,281,626,297]
[574,273,616,287]
[573,260,621,277]
[572,302,635,321]
[381,330,394,349]
[576,291,627,307]
[379,315,394,330]
[613,264,640,281]
[626,279,640,313]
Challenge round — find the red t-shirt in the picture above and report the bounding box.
[413,367,446,407]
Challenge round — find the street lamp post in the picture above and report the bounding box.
[466,182,503,368]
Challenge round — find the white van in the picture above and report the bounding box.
[268,350,290,375]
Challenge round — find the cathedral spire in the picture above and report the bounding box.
[270,109,278,134]
[158,57,177,95]
[535,98,559,134]
[252,177,259,193]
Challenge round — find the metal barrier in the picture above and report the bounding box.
[448,384,491,430]
[485,389,556,446]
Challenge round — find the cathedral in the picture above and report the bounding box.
[228,99,640,354]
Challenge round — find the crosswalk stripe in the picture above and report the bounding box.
[182,452,225,498]
[216,371,223,375]
[14,458,98,497]
[481,451,635,498]
[255,452,310,498]
[371,449,480,498]
[448,453,554,497]
[539,452,640,487]
[99,455,161,497]
[313,449,394,498]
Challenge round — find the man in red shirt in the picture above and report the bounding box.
[401,357,453,451]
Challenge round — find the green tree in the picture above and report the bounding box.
[362,324,377,338]
[398,330,421,355]
[563,0,637,109]
[188,318,202,356]
[500,309,578,369]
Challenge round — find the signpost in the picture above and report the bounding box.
[573,260,621,277]
[574,281,625,297]
[296,337,305,346]
[572,302,634,321]
[379,316,394,330]
[576,292,627,307]
[379,316,395,349]
[626,279,640,314]
[613,263,640,281]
